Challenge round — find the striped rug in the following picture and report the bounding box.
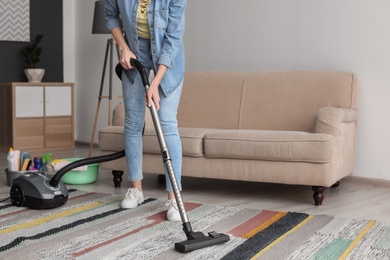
[1,190,389,259]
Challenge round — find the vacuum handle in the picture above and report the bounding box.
[130,58,149,87]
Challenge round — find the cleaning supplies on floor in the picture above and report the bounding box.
[6,149,88,175]
[5,149,52,172]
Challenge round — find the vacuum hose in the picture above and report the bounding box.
[49,150,125,187]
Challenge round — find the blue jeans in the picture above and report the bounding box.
[121,38,183,192]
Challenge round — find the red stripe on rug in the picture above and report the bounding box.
[72,220,162,257]
[228,210,279,237]
[68,192,97,201]
[0,208,30,218]
[183,202,203,211]
[72,201,203,257]
[146,202,203,221]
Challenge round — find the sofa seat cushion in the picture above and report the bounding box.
[99,126,124,151]
[144,127,218,157]
[100,126,214,157]
[204,130,335,163]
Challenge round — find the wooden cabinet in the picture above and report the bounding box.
[0,82,74,152]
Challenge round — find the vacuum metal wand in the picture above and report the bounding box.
[129,58,230,252]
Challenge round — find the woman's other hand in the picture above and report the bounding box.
[120,47,137,70]
[146,78,161,110]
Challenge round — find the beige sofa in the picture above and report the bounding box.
[99,71,359,205]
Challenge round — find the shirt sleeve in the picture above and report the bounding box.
[105,0,123,31]
[158,0,186,68]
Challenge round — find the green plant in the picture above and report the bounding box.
[21,34,44,68]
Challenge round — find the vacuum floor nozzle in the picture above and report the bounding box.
[175,231,230,252]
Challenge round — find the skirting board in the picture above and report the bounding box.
[346,175,390,187]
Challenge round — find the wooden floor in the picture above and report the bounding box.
[1,144,390,224]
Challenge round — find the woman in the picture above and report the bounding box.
[105,0,186,221]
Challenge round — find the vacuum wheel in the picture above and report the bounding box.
[10,184,25,207]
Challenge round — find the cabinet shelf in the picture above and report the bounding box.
[0,82,75,152]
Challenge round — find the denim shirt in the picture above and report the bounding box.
[105,0,186,97]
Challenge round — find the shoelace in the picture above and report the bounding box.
[125,188,140,199]
[166,199,178,210]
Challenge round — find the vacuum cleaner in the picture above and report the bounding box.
[10,151,125,209]
[9,58,230,252]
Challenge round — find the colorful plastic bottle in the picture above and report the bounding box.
[40,153,54,174]
[13,150,20,171]
[34,157,43,171]
[7,148,15,171]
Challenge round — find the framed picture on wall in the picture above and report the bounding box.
[0,0,30,42]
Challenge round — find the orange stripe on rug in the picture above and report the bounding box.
[229,210,280,238]
[250,215,314,259]
[242,211,288,239]
[228,210,278,237]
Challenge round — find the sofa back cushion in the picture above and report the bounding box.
[239,71,359,132]
[178,72,246,129]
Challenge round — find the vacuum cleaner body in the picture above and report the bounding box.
[10,172,68,209]
[8,151,125,210]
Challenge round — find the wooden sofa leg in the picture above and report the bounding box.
[112,170,124,188]
[157,174,165,184]
[312,186,326,206]
[331,181,340,188]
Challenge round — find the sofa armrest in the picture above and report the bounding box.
[314,107,358,135]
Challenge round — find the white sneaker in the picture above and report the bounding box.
[121,188,144,209]
[166,199,181,222]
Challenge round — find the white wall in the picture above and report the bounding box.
[63,0,75,82]
[64,0,390,181]
[64,0,122,145]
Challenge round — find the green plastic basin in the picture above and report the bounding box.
[60,158,99,185]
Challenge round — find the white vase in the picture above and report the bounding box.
[24,68,45,83]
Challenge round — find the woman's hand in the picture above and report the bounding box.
[145,64,168,110]
[146,79,161,110]
[110,27,136,70]
[120,47,136,70]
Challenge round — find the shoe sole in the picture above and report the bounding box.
[121,200,144,209]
